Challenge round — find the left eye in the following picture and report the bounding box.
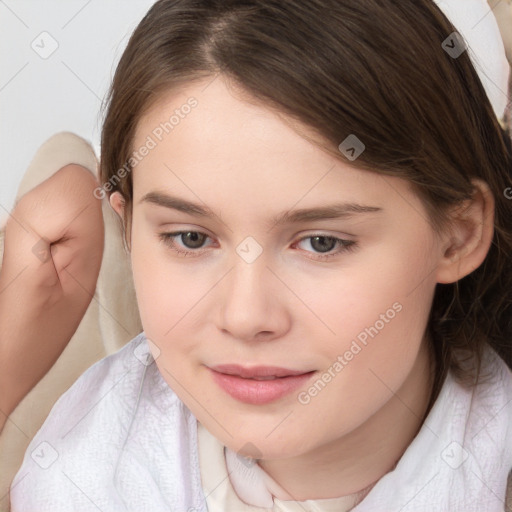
[298,235,338,253]
[294,235,356,258]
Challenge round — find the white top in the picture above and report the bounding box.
[10,332,512,511]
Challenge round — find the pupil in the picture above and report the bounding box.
[311,236,335,253]
[183,232,205,248]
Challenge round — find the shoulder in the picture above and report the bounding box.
[10,332,206,512]
[31,331,181,435]
[461,343,512,459]
[475,344,512,409]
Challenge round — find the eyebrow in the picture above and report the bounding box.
[139,191,382,225]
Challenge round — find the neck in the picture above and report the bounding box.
[258,339,435,502]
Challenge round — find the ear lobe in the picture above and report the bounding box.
[436,179,495,284]
[109,191,126,218]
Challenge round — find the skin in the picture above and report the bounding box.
[0,164,104,433]
[110,75,494,500]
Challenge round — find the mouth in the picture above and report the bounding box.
[210,364,312,379]
[207,364,316,404]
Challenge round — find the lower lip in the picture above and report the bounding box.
[209,369,315,405]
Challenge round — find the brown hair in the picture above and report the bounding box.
[100,0,512,412]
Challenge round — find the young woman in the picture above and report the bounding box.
[10,0,512,510]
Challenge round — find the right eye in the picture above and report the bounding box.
[158,231,214,257]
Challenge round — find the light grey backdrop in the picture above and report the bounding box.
[0,0,155,226]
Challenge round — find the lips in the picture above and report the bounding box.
[208,364,315,404]
[210,364,311,379]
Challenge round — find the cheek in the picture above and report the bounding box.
[129,229,205,340]
[285,241,437,436]
[294,231,438,363]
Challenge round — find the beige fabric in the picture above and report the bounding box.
[489,0,512,137]
[0,132,142,511]
[490,0,512,66]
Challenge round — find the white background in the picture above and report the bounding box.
[0,0,155,226]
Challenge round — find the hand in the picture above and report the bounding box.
[0,164,104,431]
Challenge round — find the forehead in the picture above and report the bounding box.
[130,76,421,219]
[134,75,330,163]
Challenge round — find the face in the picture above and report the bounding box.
[113,75,445,461]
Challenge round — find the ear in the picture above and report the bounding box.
[436,179,495,284]
[109,191,131,252]
[109,190,125,218]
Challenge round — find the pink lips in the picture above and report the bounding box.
[208,364,315,404]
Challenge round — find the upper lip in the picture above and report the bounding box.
[209,364,313,378]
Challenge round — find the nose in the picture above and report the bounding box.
[215,254,292,342]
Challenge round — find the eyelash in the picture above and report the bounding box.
[157,231,357,260]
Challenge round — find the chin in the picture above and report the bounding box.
[226,431,309,461]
